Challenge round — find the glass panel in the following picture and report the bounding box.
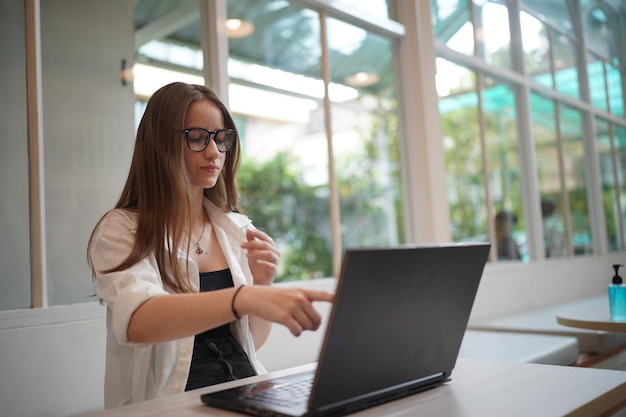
[476,1,512,70]
[437,60,491,254]
[587,53,608,111]
[581,3,611,60]
[521,0,574,37]
[616,125,626,250]
[0,0,31,309]
[326,18,404,250]
[43,0,136,305]
[596,118,625,251]
[431,0,474,56]
[227,2,332,280]
[598,120,614,242]
[553,32,580,99]
[135,0,204,96]
[521,11,552,88]
[607,62,624,117]
[483,78,523,261]
[329,0,389,19]
[560,105,592,255]
[532,94,568,258]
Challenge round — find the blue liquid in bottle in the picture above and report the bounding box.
[609,264,626,322]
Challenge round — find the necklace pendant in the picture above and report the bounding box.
[195,245,204,255]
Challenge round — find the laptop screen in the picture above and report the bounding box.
[309,243,490,411]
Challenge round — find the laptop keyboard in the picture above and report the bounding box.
[246,377,313,408]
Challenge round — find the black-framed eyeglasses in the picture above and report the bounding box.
[183,128,236,153]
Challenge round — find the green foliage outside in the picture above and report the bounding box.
[441,99,603,255]
[238,152,333,282]
[337,101,404,248]
[237,100,403,282]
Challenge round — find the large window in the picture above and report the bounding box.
[433,0,626,262]
[227,2,333,280]
[231,2,403,280]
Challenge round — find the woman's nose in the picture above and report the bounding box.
[203,137,220,157]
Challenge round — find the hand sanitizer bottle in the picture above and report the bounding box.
[608,264,626,321]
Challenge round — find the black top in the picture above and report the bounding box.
[185,269,256,391]
[195,269,235,338]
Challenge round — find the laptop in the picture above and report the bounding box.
[201,243,491,417]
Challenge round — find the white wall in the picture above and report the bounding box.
[40,0,135,306]
[0,310,106,417]
[468,254,619,322]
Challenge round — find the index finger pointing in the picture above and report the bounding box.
[304,290,335,303]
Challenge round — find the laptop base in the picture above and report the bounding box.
[201,367,450,417]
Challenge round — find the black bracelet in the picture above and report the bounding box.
[231,284,245,320]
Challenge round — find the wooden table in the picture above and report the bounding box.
[557,300,626,332]
[80,358,626,417]
[555,296,626,369]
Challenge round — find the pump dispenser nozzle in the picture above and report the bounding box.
[612,264,624,285]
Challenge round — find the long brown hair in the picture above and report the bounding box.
[87,82,241,293]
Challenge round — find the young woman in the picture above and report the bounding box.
[87,82,333,408]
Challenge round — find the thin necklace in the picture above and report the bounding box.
[190,212,207,255]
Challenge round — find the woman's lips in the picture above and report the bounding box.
[202,165,219,174]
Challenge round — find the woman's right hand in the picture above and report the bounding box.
[234,286,334,337]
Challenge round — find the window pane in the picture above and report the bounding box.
[431,0,474,56]
[228,2,333,280]
[553,33,580,99]
[43,0,136,305]
[607,62,624,117]
[616,125,626,249]
[329,0,389,19]
[0,0,31,309]
[483,78,523,261]
[521,0,574,37]
[437,61,484,242]
[560,104,592,255]
[597,119,626,252]
[477,2,512,70]
[134,0,205,96]
[581,3,611,60]
[532,95,568,258]
[327,18,404,249]
[521,11,552,88]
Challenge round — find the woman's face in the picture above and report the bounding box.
[183,99,227,191]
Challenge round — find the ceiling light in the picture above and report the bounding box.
[226,19,255,39]
[344,72,380,88]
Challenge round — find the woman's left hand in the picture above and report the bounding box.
[241,228,280,285]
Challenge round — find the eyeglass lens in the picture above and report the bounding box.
[185,128,235,153]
